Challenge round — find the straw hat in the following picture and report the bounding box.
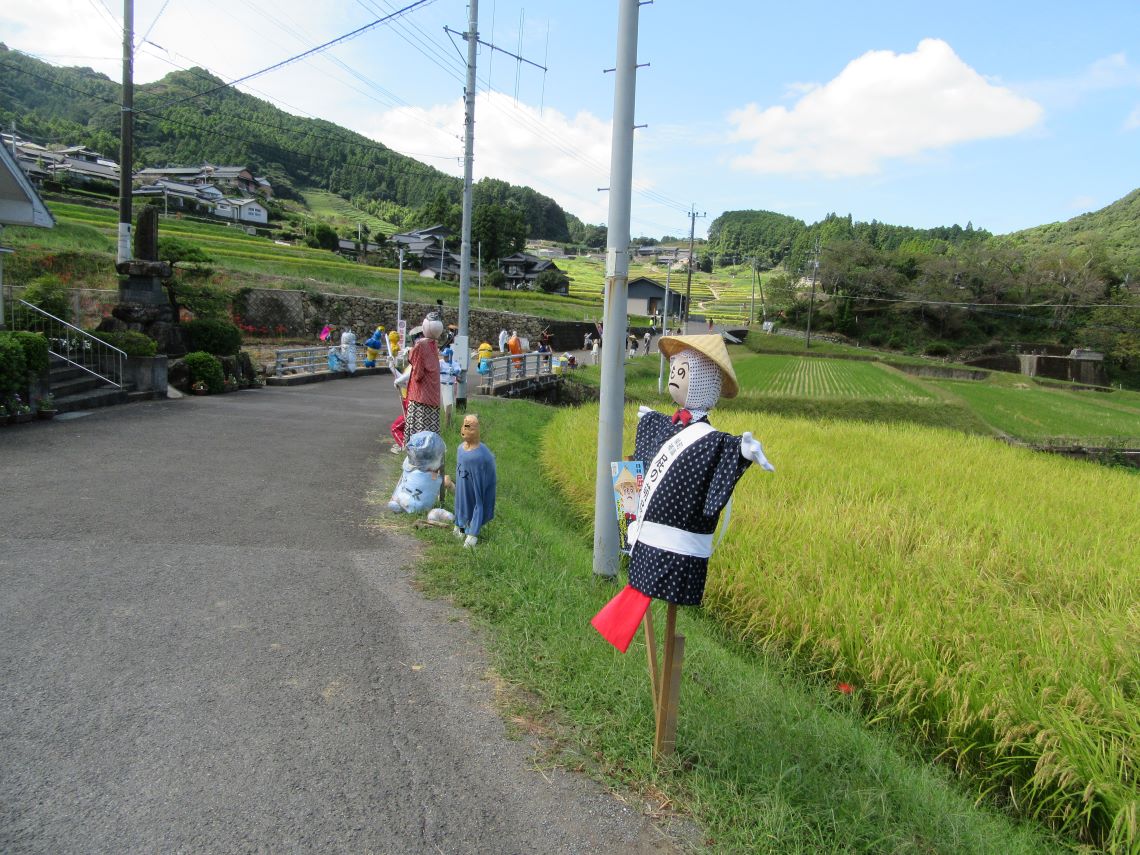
[657,334,739,398]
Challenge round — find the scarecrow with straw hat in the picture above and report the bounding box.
[592,333,774,758]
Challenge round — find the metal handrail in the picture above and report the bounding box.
[13,299,125,389]
[274,344,370,377]
[476,351,556,391]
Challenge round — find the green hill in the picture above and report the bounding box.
[1002,187,1140,275]
[0,44,573,242]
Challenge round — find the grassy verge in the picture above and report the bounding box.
[376,398,1065,853]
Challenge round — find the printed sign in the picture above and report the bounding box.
[611,460,645,554]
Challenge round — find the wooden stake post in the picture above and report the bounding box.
[645,603,685,762]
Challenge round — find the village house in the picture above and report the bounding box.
[626,276,687,324]
[498,252,567,293]
[388,225,470,281]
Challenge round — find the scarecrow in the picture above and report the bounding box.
[591,334,774,758]
[394,312,443,436]
[388,431,447,514]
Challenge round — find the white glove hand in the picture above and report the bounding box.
[740,431,775,471]
[637,405,654,420]
[393,367,411,388]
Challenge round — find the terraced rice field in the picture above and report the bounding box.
[736,354,936,400]
[932,379,1140,442]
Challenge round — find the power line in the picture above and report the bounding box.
[146,0,438,111]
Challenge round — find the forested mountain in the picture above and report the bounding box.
[0,44,572,242]
[708,209,992,273]
[1003,188,1140,277]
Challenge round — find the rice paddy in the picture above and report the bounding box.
[543,403,1140,851]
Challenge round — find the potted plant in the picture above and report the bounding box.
[191,380,209,395]
[9,394,33,424]
[37,393,58,420]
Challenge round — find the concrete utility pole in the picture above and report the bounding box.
[117,0,134,265]
[456,0,478,408]
[397,246,404,326]
[682,205,704,329]
[804,237,820,348]
[592,0,641,578]
[657,265,671,394]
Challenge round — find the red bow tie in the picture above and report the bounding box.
[671,409,692,426]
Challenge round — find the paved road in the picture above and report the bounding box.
[0,377,679,854]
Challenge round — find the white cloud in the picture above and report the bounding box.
[362,91,616,224]
[1126,105,1140,130]
[726,38,1043,177]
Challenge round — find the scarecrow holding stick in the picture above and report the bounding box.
[591,334,774,758]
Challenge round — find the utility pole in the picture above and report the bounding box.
[682,205,704,330]
[804,237,820,348]
[592,0,641,578]
[657,265,672,394]
[749,257,757,324]
[397,246,404,326]
[117,0,134,265]
[757,259,767,322]
[455,0,478,409]
[445,8,544,409]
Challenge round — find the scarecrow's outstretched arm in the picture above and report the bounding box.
[741,431,775,471]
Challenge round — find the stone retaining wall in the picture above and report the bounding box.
[235,288,607,353]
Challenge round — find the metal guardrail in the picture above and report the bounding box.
[11,299,125,389]
[273,345,372,377]
[474,351,558,392]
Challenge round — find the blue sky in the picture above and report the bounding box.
[3,0,1138,239]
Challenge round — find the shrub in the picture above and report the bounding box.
[183,351,224,394]
[173,281,231,320]
[485,269,506,290]
[535,268,570,294]
[11,331,49,375]
[15,274,72,325]
[924,341,954,358]
[0,333,28,397]
[184,318,242,355]
[88,330,158,357]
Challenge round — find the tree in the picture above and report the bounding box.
[158,237,213,268]
[472,203,527,263]
[305,222,339,251]
[534,268,570,294]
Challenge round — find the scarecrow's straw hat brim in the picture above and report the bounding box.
[657,334,739,398]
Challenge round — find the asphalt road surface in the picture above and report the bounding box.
[0,376,683,854]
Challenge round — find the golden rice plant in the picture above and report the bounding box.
[543,403,1139,852]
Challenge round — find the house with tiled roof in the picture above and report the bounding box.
[498,252,567,294]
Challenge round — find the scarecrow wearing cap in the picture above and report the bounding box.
[592,335,774,755]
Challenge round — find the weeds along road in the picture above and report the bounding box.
[0,376,675,855]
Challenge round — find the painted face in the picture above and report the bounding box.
[461,416,480,444]
[667,356,690,408]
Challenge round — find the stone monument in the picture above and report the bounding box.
[101,205,187,356]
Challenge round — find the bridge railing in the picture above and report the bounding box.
[474,351,558,392]
[273,345,373,377]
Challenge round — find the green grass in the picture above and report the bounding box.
[543,403,1140,852]
[573,349,993,435]
[299,188,399,234]
[933,379,1140,443]
[734,355,936,400]
[375,399,1066,853]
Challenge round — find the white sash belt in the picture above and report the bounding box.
[633,521,713,558]
[627,420,715,552]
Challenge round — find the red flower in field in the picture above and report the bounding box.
[837,682,853,695]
